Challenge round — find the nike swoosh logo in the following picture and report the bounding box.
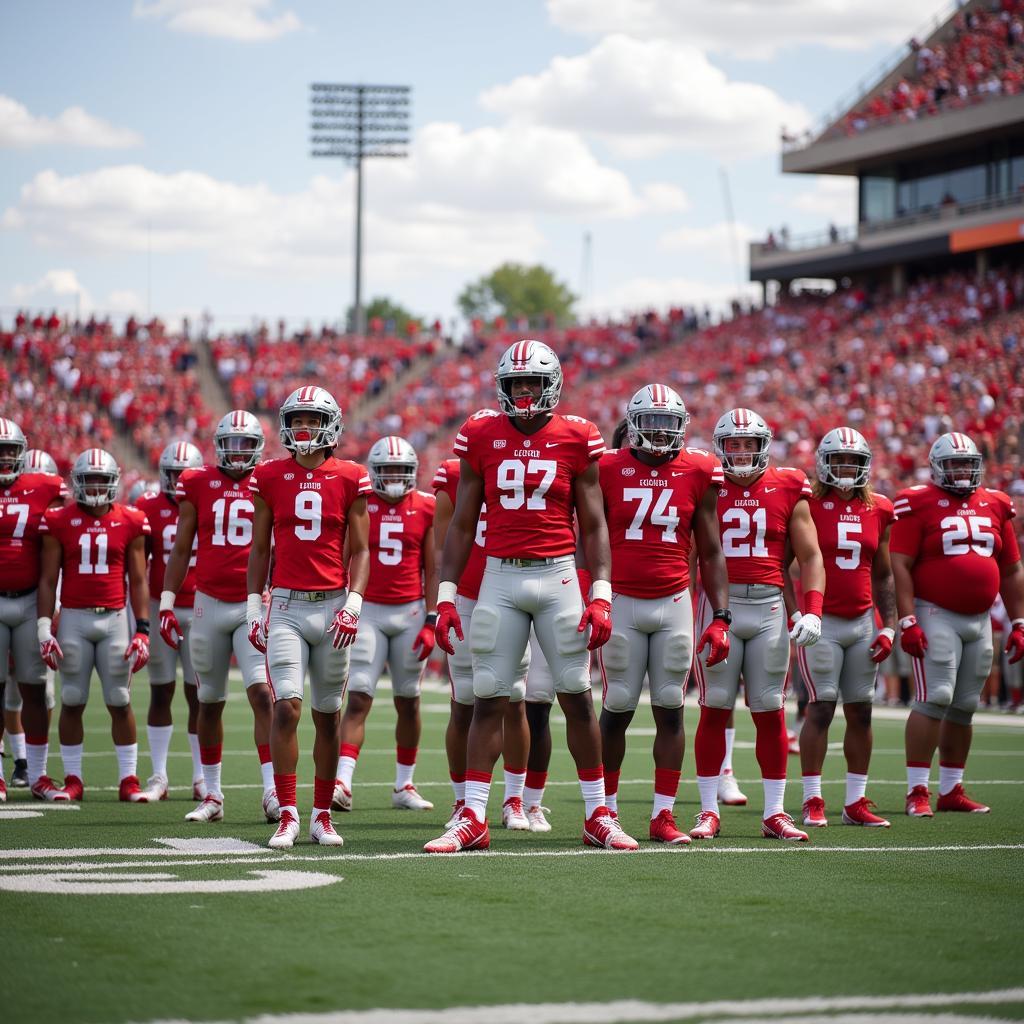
[673,594,685,602]
[671,472,685,477]
[546,443,560,448]
[764,487,777,493]
[323,475,337,480]
[561,577,572,584]
[978,502,989,507]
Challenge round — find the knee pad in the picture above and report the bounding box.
[911,699,947,722]
[472,666,502,699]
[104,685,131,709]
[469,605,500,655]
[60,683,87,707]
[748,688,785,713]
[650,679,683,711]
[556,661,589,694]
[198,678,226,704]
[509,679,527,703]
[945,702,977,726]
[3,684,23,713]
[602,678,638,714]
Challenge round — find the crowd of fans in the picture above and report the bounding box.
[826,0,1024,139]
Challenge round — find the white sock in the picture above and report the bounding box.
[115,743,138,782]
[147,725,173,778]
[697,775,720,814]
[338,755,357,788]
[605,790,618,813]
[187,732,202,780]
[762,778,786,818]
[10,732,26,761]
[503,768,526,802]
[845,773,868,805]
[722,727,736,774]
[395,760,416,790]
[203,760,223,799]
[451,777,466,802]
[61,743,83,780]
[938,764,964,796]
[26,741,48,785]
[465,778,491,820]
[907,764,930,793]
[523,783,545,808]
[651,792,675,818]
[260,760,275,792]
[578,775,605,818]
[802,774,822,801]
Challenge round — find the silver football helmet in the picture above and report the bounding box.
[713,408,772,478]
[0,418,28,485]
[279,386,343,456]
[71,449,120,507]
[495,340,562,419]
[816,427,872,490]
[929,432,982,495]
[368,436,418,500]
[626,384,690,456]
[159,441,203,500]
[24,449,59,476]
[214,410,265,473]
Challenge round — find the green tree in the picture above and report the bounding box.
[347,296,418,334]
[457,263,576,326]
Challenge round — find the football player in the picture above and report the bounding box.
[335,436,436,812]
[161,411,277,822]
[598,385,730,845]
[0,426,65,800]
[892,432,1024,816]
[792,428,896,828]
[431,457,533,831]
[426,340,635,853]
[37,449,152,801]
[135,442,203,801]
[691,408,825,842]
[247,386,370,849]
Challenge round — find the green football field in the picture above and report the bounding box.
[2,675,1022,1024]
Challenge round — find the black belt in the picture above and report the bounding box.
[0,587,34,599]
[500,557,565,567]
[72,606,121,614]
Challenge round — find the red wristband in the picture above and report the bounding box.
[803,590,824,617]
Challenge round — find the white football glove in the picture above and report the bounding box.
[789,611,822,647]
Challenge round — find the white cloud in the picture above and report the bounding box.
[132,0,301,42]
[788,176,858,224]
[0,95,142,150]
[547,0,945,59]
[11,269,93,310]
[480,35,809,159]
[659,221,757,267]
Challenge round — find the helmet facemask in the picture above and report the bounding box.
[496,372,561,419]
[717,436,771,478]
[819,451,870,490]
[0,441,26,486]
[627,410,689,456]
[215,434,264,473]
[370,464,417,500]
[73,470,119,507]
[280,410,341,456]
[932,455,982,496]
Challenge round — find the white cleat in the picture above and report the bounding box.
[502,796,530,830]
[142,773,168,802]
[185,794,224,822]
[392,784,434,810]
[262,788,281,823]
[718,770,747,806]
[310,809,344,847]
[332,779,352,812]
[269,809,300,849]
[526,804,552,833]
[192,777,207,801]
[445,799,466,829]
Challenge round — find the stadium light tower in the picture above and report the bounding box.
[310,83,411,335]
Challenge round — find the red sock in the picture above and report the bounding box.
[396,746,417,765]
[313,776,334,811]
[256,743,271,765]
[274,773,297,809]
[654,767,681,797]
[752,709,788,780]
[604,768,621,798]
[339,743,360,761]
[199,743,222,765]
[525,769,547,790]
[695,706,731,775]
[450,770,466,784]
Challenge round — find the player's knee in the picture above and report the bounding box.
[749,689,785,713]
[911,699,947,721]
[198,681,224,704]
[393,694,419,718]
[602,680,638,714]
[343,690,374,717]
[651,680,684,711]
[472,667,504,699]
[945,702,976,726]
[468,605,500,655]
[273,698,301,728]
[509,679,528,703]
[806,700,837,727]
[61,683,87,707]
[247,681,273,713]
[311,690,343,715]
[556,662,589,694]
[345,673,376,698]
[105,685,131,709]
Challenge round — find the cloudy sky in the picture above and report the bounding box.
[0,0,948,330]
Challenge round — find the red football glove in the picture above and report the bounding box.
[434,601,463,656]
[1006,621,1024,665]
[697,619,730,667]
[578,598,612,650]
[900,616,928,658]
[40,636,63,671]
[869,627,895,664]
[413,621,436,662]
[329,608,360,649]
[124,632,150,673]
[247,617,267,654]
[159,609,183,650]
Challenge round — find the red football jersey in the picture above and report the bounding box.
[0,472,67,591]
[453,410,604,559]
[808,492,895,617]
[40,503,149,610]
[600,447,723,599]
[432,459,487,601]
[717,466,812,586]
[891,483,1019,615]
[176,465,255,603]
[136,490,198,608]
[249,456,370,591]
[364,489,436,604]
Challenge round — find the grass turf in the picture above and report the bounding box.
[2,676,1022,1024]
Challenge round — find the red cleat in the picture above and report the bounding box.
[936,784,990,814]
[762,812,809,842]
[649,809,691,845]
[32,775,74,801]
[802,796,828,827]
[423,807,490,853]
[842,797,890,827]
[787,729,800,756]
[689,810,721,839]
[583,806,639,850]
[118,775,147,803]
[905,785,934,817]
